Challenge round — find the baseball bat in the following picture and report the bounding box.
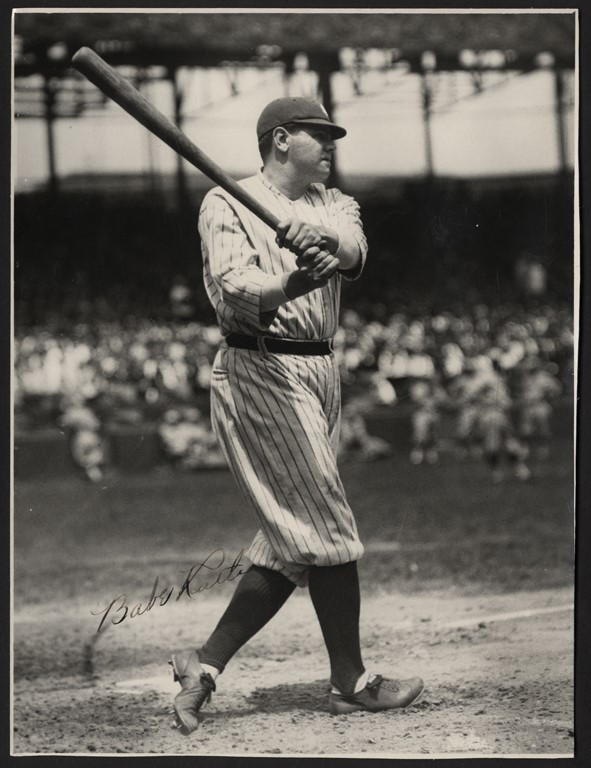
[71,47,280,231]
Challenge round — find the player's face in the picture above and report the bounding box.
[288,125,336,182]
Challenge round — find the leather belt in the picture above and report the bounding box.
[226,333,333,356]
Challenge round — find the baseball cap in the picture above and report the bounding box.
[256,97,347,140]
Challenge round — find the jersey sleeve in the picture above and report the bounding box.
[327,188,368,281]
[199,190,278,330]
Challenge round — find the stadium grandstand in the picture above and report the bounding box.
[12,10,576,475]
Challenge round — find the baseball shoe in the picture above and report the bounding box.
[169,650,216,735]
[329,674,424,715]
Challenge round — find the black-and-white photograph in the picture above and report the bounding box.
[11,7,579,759]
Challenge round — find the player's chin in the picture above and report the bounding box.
[314,162,331,181]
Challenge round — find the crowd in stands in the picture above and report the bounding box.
[335,299,572,478]
[15,300,573,406]
[13,179,574,478]
[14,295,574,479]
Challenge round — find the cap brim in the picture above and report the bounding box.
[290,118,347,139]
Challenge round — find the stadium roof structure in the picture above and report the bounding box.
[15,11,576,74]
[13,11,576,195]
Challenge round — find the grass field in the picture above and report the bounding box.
[14,406,575,606]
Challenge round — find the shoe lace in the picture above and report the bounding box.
[368,675,401,693]
[194,672,216,707]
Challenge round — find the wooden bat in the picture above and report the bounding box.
[71,46,280,231]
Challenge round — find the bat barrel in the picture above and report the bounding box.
[71,47,280,231]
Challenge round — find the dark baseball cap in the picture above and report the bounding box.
[256,97,347,140]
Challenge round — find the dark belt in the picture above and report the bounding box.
[226,333,333,356]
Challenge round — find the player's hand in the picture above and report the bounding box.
[282,259,339,300]
[309,253,340,282]
[276,218,339,256]
[296,245,340,281]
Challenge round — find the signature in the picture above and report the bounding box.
[91,548,247,634]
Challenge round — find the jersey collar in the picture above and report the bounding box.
[257,170,312,201]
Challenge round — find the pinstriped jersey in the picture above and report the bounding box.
[199,171,367,340]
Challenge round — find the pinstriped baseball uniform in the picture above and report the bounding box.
[199,171,368,586]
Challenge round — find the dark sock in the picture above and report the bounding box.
[198,565,295,671]
[308,561,365,695]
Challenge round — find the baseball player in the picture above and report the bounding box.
[169,97,424,735]
[515,355,562,460]
[408,375,447,465]
[449,356,497,457]
[475,374,531,483]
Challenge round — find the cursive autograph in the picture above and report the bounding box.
[91,548,247,634]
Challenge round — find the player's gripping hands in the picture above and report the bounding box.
[295,244,341,280]
[260,218,344,310]
[276,218,340,282]
[276,218,339,257]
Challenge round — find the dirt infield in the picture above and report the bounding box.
[12,424,575,757]
[13,586,573,757]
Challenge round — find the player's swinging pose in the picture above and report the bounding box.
[169,97,424,734]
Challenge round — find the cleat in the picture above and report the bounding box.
[169,650,216,736]
[329,674,424,715]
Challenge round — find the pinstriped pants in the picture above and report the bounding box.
[210,343,365,587]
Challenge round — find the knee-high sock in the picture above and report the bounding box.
[198,565,296,672]
[308,561,365,695]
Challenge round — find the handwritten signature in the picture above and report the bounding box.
[91,548,247,634]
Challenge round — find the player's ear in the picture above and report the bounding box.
[272,126,291,154]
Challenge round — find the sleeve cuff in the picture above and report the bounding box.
[221,268,279,329]
[336,229,367,282]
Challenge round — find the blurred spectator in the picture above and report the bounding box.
[158,406,226,469]
[515,251,547,300]
[339,372,396,463]
[169,275,196,320]
[59,398,106,483]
